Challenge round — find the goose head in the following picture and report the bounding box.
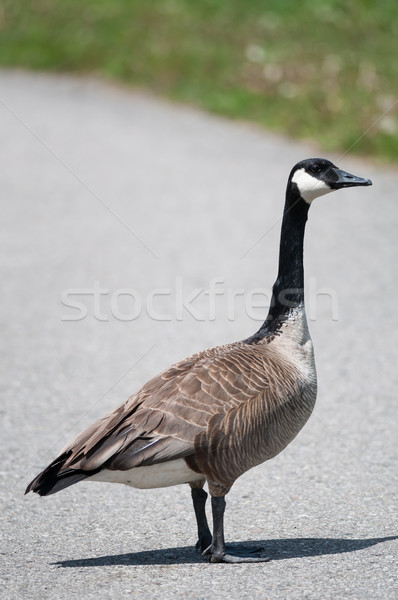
[289,158,372,204]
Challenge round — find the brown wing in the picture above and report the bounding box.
[60,342,273,473]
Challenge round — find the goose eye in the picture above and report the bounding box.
[310,164,321,174]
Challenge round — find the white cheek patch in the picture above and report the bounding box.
[292,168,332,203]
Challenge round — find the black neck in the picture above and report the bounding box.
[247,185,309,342]
[270,187,309,314]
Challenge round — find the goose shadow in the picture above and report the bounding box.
[54,535,397,567]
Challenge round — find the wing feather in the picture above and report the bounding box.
[54,343,280,476]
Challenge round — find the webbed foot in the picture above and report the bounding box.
[202,544,270,564]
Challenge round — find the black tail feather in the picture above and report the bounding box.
[25,451,95,496]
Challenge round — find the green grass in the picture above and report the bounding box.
[1,0,397,161]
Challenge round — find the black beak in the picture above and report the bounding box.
[331,168,372,189]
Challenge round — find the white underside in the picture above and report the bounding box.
[88,458,203,489]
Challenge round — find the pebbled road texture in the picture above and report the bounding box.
[1,70,397,599]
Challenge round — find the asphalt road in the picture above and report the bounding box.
[1,70,397,599]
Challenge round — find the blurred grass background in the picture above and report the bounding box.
[0,0,397,161]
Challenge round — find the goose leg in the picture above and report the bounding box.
[203,496,270,564]
[191,485,212,552]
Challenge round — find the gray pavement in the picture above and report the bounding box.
[0,70,397,599]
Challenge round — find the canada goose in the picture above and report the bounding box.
[26,158,371,563]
